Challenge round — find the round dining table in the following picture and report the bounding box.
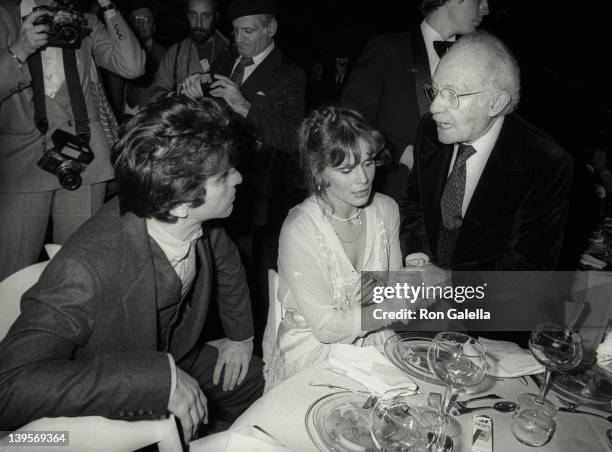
[224,359,610,452]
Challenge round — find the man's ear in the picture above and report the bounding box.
[169,203,189,219]
[267,18,278,38]
[489,90,511,117]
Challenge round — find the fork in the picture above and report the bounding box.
[556,396,612,414]
[252,425,283,444]
[308,382,370,393]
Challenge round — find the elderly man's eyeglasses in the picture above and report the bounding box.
[423,84,487,110]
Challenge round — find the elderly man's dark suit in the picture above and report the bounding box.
[216,45,306,228]
[0,199,262,431]
[342,27,431,200]
[399,114,573,332]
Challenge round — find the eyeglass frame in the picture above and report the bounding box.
[130,15,155,24]
[423,84,490,110]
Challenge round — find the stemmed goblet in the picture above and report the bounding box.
[512,323,583,447]
[427,332,488,438]
[370,390,447,452]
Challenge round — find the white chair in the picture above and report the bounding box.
[262,269,282,364]
[0,246,183,452]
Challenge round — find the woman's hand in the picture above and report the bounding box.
[404,252,430,268]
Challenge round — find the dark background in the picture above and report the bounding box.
[102,0,610,154]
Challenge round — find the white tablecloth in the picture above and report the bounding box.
[192,360,610,452]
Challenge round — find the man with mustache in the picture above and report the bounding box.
[342,0,490,202]
[149,0,228,99]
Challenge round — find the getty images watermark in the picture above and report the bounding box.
[360,270,600,332]
[371,279,489,322]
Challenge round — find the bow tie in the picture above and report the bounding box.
[433,40,454,58]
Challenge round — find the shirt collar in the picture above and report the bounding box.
[421,19,456,46]
[250,41,275,65]
[146,218,203,267]
[467,116,504,155]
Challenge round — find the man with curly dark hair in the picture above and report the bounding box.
[0,95,264,441]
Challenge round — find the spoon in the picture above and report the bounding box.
[454,401,517,415]
[455,393,503,407]
[558,407,612,423]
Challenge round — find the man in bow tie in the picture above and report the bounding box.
[398,32,572,336]
[342,0,489,202]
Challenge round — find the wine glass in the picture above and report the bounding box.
[370,390,447,452]
[512,323,583,447]
[427,332,488,438]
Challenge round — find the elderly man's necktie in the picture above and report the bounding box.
[440,143,476,229]
[230,56,255,86]
[437,144,476,268]
[433,40,453,58]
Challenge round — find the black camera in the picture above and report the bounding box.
[37,129,94,191]
[32,1,91,49]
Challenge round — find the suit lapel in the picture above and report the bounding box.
[419,118,453,251]
[455,116,529,258]
[240,46,282,100]
[168,237,212,362]
[412,27,431,117]
[117,212,159,351]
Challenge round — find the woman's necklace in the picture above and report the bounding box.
[321,202,363,225]
[333,219,364,243]
[319,202,365,243]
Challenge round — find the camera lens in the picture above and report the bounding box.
[57,164,82,191]
[57,24,79,45]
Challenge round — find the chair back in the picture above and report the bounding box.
[262,269,282,364]
[5,415,182,452]
[0,245,183,452]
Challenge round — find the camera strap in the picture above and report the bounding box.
[28,48,90,146]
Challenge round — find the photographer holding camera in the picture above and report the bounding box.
[0,0,145,281]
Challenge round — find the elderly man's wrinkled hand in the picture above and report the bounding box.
[177,73,210,99]
[209,74,251,117]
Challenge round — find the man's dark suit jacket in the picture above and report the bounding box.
[0,199,253,430]
[399,114,573,333]
[216,45,306,226]
[399,113,573,272]
[342,28,431,165]
[341,28,431,200]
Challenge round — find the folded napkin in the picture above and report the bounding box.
[190,425,290,452]
[478,337,544,378]
[328,345,418,395]
[596,328,612,369]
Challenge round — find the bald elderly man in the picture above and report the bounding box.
[398,32,572,334]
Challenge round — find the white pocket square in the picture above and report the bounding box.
[256,91,266,96]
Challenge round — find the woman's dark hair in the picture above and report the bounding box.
[298,105,387,206]
[114,95,239,223]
